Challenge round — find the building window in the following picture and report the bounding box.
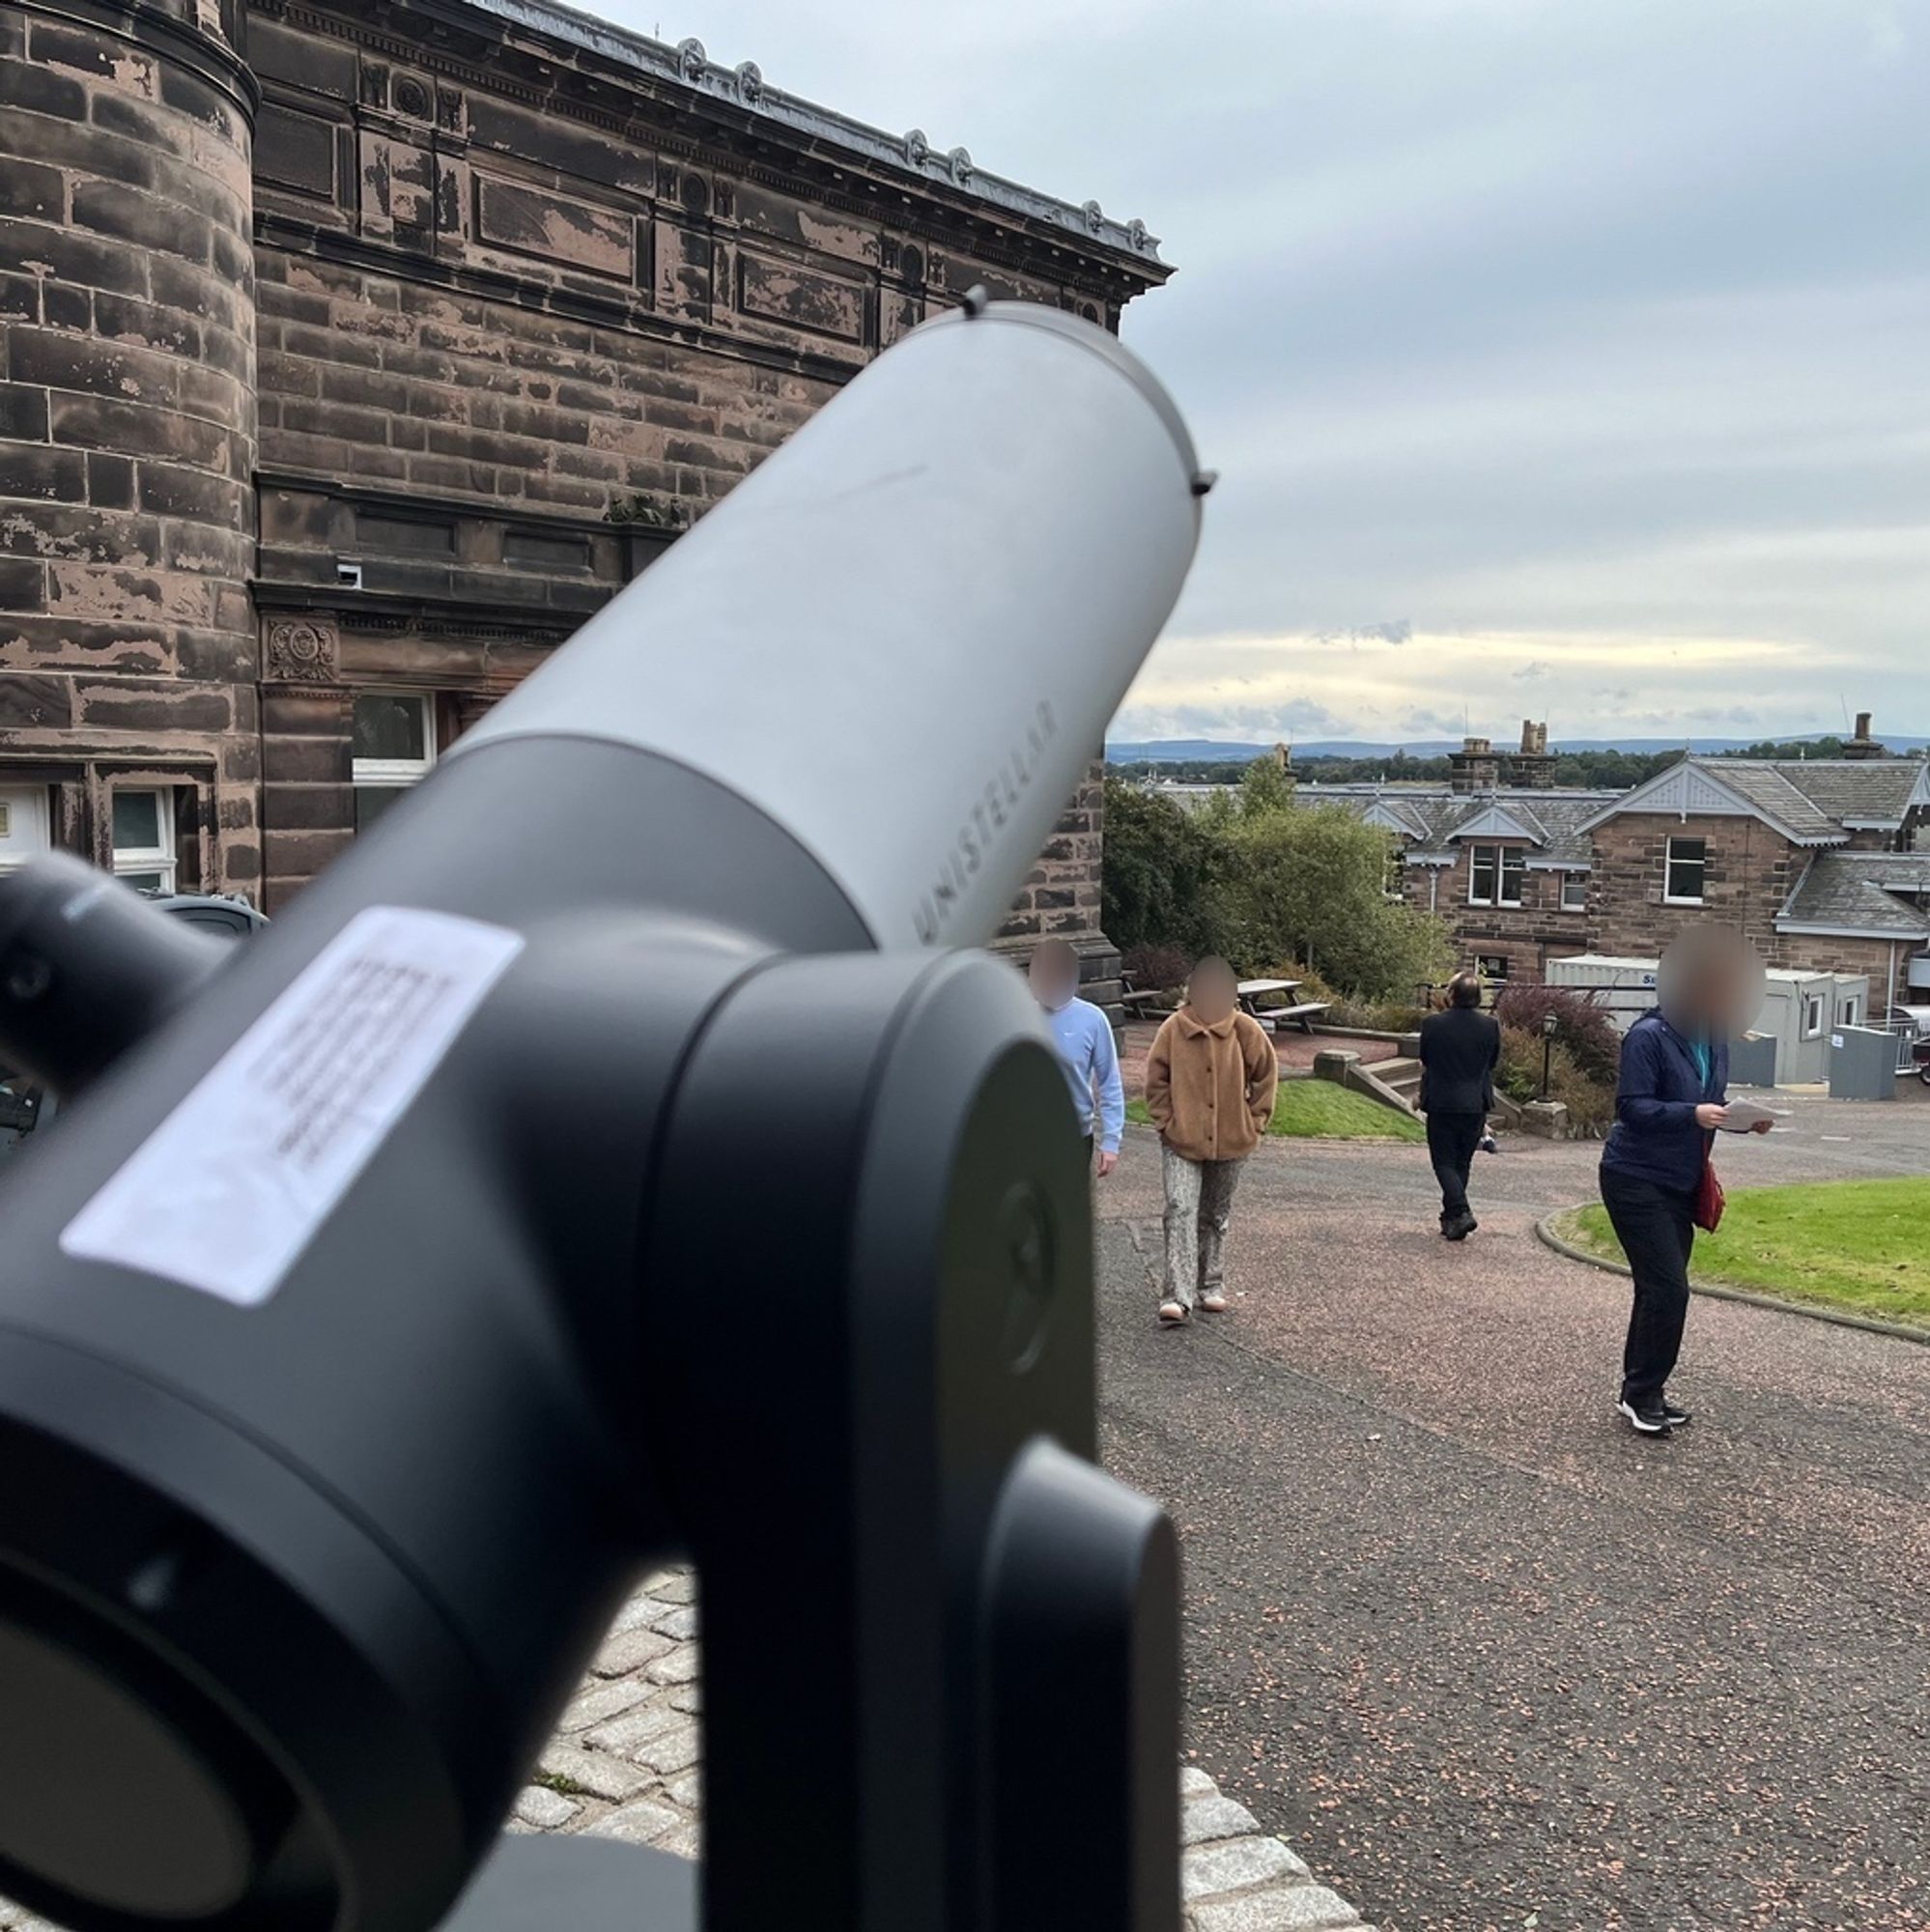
[1664,837,1707,905]
[1802,993,1825,1038]
[0,785,50,875]
[1467,844,1523,907]
[354,692,436,830]
[353,693,435,784]
[110,787,176,894]
[1561,870,1588,911]
[1838,994,1859,1027]
[1475,952,1510,982]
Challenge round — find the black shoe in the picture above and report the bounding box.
[1616,1396,1671,1435]
[1441,1212,1476,1241]
[1658,1398,1692,1428]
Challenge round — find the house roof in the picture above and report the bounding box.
[1579,754,1930,844]
[1764,759,1930,828]
[1301,786,1618,865]
[1700,763,1846,839]
[1777,852,1930,938]
[466,0,1167,270]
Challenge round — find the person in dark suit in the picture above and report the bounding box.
[1418,971,1500,1240]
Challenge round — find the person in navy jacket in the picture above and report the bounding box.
[1600,931,1771,1435]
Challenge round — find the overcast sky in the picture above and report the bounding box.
[602,0,1929,747]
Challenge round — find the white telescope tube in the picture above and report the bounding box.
[451,302,1205,952]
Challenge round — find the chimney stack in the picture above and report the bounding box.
[1448,735,1500,794]
[1505,719,1556,789]
[1842,711,1885,760]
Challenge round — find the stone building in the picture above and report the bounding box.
[1578,739,1930,1009]
[1271,719,1930,1007]
[1348,783,1620,984]
[0,0,1169,999]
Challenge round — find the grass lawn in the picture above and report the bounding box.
[1553,1177,1930,1331]
[1126,1081,1425,1144]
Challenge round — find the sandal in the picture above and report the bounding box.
[1157,1300,1189,1326]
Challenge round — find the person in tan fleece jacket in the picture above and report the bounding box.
[1143,956,1279,1324]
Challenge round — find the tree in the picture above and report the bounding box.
[1099,779,1235,960]
[1219,803,1452,1000]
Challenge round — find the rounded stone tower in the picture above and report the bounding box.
[0,0,259,895]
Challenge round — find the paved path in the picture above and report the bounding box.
[514,1572,1374,1931]
[1094,1094,1930,1932]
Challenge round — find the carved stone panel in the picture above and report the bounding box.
[265,619,340,685]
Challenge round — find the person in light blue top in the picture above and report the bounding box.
[1028,939,1124,1176]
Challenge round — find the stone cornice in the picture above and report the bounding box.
[253,0,1169,297]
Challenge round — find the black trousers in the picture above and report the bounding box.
[1600,1166,1696,1404]
[1426,1112,1484,1223]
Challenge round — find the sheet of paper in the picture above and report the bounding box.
[61,905,524,1306]
[1717,1098,1787,1132]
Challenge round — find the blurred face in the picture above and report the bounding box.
[1659,926,1764,1037]
[1028,951,1077,1009]
[1189,963,1237,1024]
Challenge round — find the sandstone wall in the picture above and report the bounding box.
[0,0,258,892]
[1588,813,1801,960]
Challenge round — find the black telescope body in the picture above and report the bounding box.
[0,304,1203,1932]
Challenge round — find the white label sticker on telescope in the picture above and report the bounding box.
[60,906,524,1307]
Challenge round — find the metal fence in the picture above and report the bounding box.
[1878,1013,1924,1075]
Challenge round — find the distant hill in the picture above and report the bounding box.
[1107,734,1930,764]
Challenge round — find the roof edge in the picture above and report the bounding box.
[1774,919,1930,941]
[1575,757,1845,845]
[461,0,1168,270]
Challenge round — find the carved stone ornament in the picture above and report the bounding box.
[1081,198,1105,235]
[904,127,931,167]
[1126,217,1149,251]
[266,619,339,684]
[946,146,973,185]
[676,37,707,82]
[734,60,763,104]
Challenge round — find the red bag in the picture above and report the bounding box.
[1694,1159,1724,1234]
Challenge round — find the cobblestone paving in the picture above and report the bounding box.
[507,1565,1374,1932]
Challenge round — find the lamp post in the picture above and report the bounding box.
[1540,1009,1560,1101]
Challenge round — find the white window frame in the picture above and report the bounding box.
[1468,843,1524,908]
[1664,836,1708,907]
[352,692,437,787]
[1467,844,1497,906]
[1560,870,1588,911]
[1475,952,1510,982]
[0,784,51,875]
[1838,994,1859,1028]
[1802,993,1825,1038]
[109,784,176,895]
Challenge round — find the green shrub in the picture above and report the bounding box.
[1496,1026,1616,1136]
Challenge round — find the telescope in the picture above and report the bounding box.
[0,300,1206,1932]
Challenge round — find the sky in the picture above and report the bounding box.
[595,0,1930,748]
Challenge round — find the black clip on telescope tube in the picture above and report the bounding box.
[0,301,1209,1932]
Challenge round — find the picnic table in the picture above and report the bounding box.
[1236,978,1332,1036]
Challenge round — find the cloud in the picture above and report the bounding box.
[592,0,1930,741]
[1312,619,1412,647]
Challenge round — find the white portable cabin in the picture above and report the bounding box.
[1546,954,1869,1086]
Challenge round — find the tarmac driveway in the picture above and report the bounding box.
[1093,1095,1930,1932]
